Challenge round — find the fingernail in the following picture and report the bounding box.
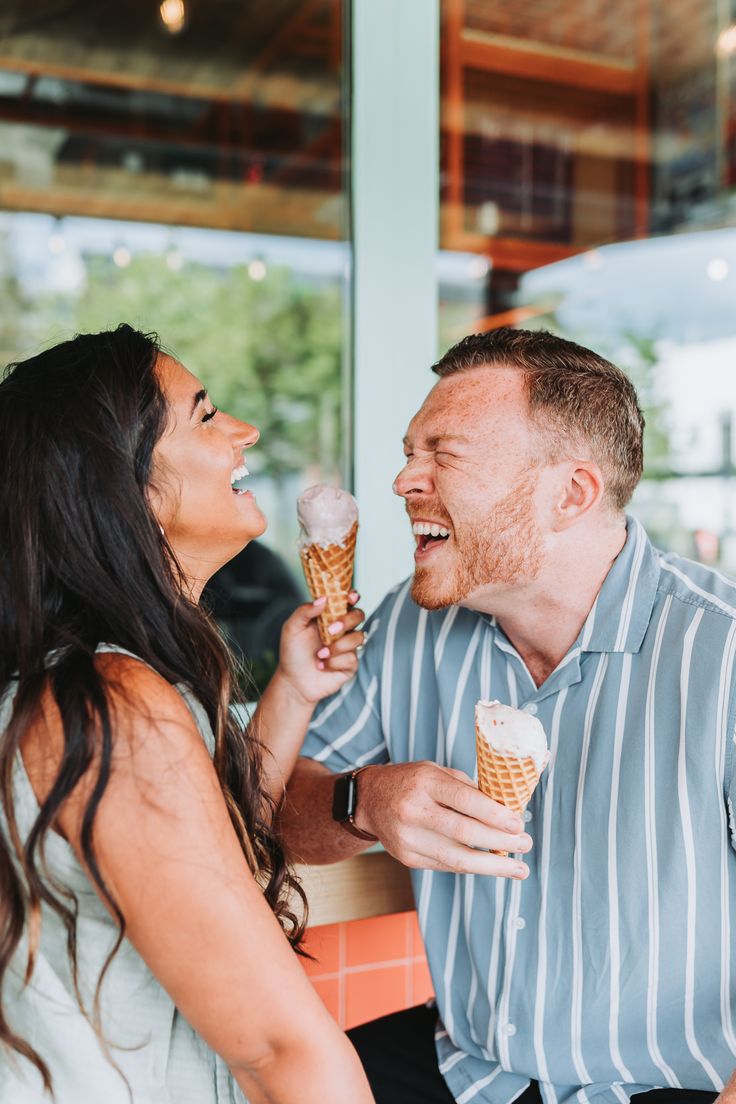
[349,590,360,602]
[515,864,529,879]
[317,661,325,670]
[328,621,344,635]
[317,647,330,659]
[313,596,327,607]
[506,816,523,833]
[518,834,532,852]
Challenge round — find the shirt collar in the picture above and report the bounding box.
[576,513,660,655]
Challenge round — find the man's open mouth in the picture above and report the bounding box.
[412,520,452,555]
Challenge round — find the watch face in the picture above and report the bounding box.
[330,770,379,842]
[331,772,353,822]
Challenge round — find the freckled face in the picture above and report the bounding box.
[393,366,545,609]
[151,355,265,575]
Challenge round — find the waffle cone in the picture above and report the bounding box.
[476,722,541,857]
[300,521,358,646]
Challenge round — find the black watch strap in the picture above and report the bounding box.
[332,767,378,842]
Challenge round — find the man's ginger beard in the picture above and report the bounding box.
[411,473,543,610]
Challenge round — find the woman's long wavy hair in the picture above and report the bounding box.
[0,324,307,1092]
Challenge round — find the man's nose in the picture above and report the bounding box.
[393,458,433,497]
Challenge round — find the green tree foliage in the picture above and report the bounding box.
[522,307,674,478]
[0,226,33,366]
[614,331,672,476]
[35,252,344,481]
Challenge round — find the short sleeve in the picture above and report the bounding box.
[300,601,391,775]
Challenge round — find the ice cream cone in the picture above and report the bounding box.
[300,520,358,646]
[476,720,542,857]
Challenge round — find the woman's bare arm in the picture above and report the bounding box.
[22,654,374,1104]
[250,598,365,803]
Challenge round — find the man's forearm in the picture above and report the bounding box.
[718,1069,736,1103]
[278,758,373,865]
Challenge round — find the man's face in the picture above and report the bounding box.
[394,366,546,610]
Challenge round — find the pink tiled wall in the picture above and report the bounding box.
[302,911,435,1029]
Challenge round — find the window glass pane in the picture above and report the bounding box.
[463,0,639,60]
[0,1,349,689]
[440,0,736,570]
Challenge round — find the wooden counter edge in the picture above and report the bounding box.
[294,849,415,927]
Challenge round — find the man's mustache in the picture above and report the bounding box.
[405,503,453,527]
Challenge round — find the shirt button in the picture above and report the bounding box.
[513,917,526,930]
[503,1023,517,1036]
[522,702,538,715]
[523,810,532,823]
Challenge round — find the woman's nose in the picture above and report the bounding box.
[235,420,259,448]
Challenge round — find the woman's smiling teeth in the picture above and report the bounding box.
[231,462,249,495]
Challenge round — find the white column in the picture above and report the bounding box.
[351,0,440,615]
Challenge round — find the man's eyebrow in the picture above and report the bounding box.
[403,432,471,448]
[190,388,208,418]
[428,433,471,446]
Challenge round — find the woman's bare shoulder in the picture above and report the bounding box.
[94,650,199,731]
[21,651,207,813]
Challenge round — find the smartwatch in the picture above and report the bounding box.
[332,767,379,841]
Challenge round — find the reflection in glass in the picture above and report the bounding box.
[439,0,736,570]
[0,0,348,689]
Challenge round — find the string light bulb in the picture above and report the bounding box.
[113,246,131,268]
[716,24,736,56]
[159,0,187,34]
[248,258,267,282]
[707,257,729,281]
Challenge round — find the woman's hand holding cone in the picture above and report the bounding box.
[275,592,365,707]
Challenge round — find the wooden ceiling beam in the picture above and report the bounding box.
[0,54,239,103]
[440,218,580,271]
[442,0,464,239]
[234,0,331,97]
[0,175,344,239]
[459,30,639,96]
[471,304,556,332]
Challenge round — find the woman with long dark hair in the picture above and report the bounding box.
[0,325,374,1103]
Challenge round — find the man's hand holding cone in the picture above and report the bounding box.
[475,700,550,857]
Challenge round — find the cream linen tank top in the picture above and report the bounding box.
[0,645,247,1104]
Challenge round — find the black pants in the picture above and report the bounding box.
[347,1005,719,1104]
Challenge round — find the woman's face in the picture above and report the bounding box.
[151,354,266,593]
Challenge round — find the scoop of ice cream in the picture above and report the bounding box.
[475,700,548,772]
[297,484,359,548]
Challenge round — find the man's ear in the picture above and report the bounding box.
[552,461,605,531]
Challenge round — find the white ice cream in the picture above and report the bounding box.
[297,484,359,548]
[475,700,548,772]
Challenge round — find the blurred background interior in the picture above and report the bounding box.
[1,0,736,687]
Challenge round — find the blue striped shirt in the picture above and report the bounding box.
[301,517,736,1104]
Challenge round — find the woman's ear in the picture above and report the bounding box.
[552,461,605,532]
[146,479,165,531]
[146,458,176,534]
